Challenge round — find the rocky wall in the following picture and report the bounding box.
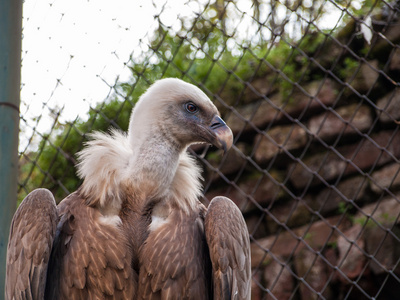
[202,13,400,300]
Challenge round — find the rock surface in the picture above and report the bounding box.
[202,14,400,300]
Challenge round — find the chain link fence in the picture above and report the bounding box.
[18,0,400,299]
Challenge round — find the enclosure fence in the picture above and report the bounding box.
[15,0,400,299]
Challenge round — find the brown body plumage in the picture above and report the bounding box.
[6,78,251,299]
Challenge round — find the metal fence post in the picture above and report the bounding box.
[0,0,22,295]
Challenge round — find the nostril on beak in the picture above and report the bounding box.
[210,116,226,129]
[210,122,222,129]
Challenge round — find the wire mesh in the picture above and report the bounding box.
[18,0,400,299]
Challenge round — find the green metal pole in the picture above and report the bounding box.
[0,0,22,296]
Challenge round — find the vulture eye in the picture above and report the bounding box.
[185,102,198,114]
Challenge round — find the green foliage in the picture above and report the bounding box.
[265,33,324,100]
[19,99,134,203]
[327,240,338,249]
[353,215,377,229]
[350,0,386,17]
[339,57,360,79]
[338,201,352,214]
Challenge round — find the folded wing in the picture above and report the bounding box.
[205,196,251,300]
[6,188,58,300]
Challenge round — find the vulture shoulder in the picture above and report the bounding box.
[5,189,58,300]
[137,196,251,300]
[205,196,251,300]
[137,201,211,299]
[44,191,138,299]
[6,189,138,299]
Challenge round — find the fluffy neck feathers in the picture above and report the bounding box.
[76,129,202,215]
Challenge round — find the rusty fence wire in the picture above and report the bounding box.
[18,0,400,299]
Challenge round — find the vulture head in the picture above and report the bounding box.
[128,78,232,152]
[77,78,233,215]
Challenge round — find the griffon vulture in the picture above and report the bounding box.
[6,78,251,299]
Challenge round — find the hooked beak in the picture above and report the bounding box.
[208,115,233,153]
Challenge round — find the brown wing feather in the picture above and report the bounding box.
[6,188,58,300]
[44,191,138,299]
[205,196,251,300]
[138,207,211,299]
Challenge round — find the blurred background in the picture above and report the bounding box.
[10,0,400,298]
